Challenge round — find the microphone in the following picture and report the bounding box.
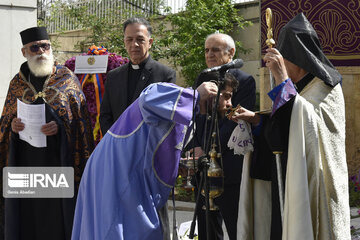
[202,59,243,73]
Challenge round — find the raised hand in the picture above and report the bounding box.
[263,48,289,85]
[196,81,218,114]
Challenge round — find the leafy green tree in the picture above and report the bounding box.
[63,4,126,54]
[154,0,251,86]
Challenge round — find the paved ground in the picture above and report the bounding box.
[168,200,228,240]
[169,201,360,240]
[351,207,360,239]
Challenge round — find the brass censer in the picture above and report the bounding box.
[202,132,224,210]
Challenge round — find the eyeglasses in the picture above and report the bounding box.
[29,43,51,52]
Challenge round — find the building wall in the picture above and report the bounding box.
[233,1,261,92]
[50,29,92,65]
[0,0,37,113]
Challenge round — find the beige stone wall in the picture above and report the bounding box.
[260,66,360,177]
[49,29,91,65]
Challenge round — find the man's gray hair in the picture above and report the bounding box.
[206,33,236,54]
[123,17,152,37]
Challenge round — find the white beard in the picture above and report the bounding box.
[26,50,54,77]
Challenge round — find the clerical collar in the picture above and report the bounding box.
[295,73,315,93]
[131,64,140,70]
[130,56,150,70]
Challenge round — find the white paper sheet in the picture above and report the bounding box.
[17,99,46,148]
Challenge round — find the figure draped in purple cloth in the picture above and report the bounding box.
[72,82,218,240]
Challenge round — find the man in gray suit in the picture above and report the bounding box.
[100,17,176,134]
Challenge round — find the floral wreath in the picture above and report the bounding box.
[65,45,129,144]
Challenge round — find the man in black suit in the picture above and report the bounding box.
[192,33,256,240]
[100,17,176,134]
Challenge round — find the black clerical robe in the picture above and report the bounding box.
[0,62,94,240]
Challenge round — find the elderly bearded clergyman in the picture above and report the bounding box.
[0,26,94,240]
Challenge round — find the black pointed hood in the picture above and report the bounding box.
[277,13,341,87]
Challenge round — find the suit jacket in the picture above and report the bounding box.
[100,56,176,134]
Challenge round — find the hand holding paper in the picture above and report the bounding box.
[41,121,58,136]
[11,118,25,133]
[17,99,47,148]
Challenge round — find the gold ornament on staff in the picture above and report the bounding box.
[266,8,276,48]
[265,7,285,226]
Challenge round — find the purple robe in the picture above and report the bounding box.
[72,83,198,239]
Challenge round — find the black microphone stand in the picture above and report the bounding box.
[188,70,226,239]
